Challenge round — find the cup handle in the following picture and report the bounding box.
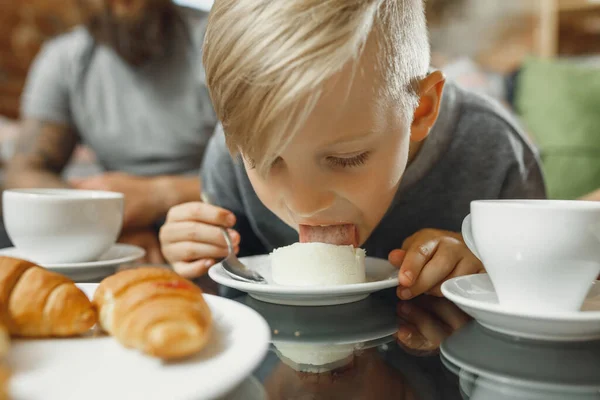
[461,214,481,260]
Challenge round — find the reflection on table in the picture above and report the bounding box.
[442,322,600,400]
[236,291,470,400]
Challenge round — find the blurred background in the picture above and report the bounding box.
[0,0,598,200]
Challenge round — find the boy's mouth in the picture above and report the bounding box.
[299,224,359,247]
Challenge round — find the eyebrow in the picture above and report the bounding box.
[321,130,381,149]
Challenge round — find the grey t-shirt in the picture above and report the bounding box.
[201,81,546,258]
[21,7,216,176]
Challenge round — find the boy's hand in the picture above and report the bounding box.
[388,229,484,299]
[396,296,470,356]
[159,202,240,279]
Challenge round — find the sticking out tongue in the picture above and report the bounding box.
[299,224,359,247]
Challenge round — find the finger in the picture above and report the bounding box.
[147,245,166,264]
[398,240,462,299]
[72,177,107,190]
[396,324,439,354]
[162,241,230,263]
[396,325,425,348]
[172,259,215,279]
[71,180,93,189]
[166,202,236,227]
[69,178,85,187]
[159,221,240,247]
[397,302,450,348]
[388,249,407,268]
[426,256,483,297]
[397,238,440,289]
[413,296,471,331]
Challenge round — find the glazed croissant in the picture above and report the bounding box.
[0,256,97,337]
[93,267,212,360]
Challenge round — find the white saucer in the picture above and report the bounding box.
[0,244,146,268]
[8,283,271,400]
[209,255,399,306]
[441,274,600,341]
[0,244,146,282]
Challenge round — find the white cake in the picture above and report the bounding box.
[270,242,366,286]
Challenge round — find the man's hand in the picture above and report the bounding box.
[71,172,163,229]
[389,228,484,299]
[118,229,165,264]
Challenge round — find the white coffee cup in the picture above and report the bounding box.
[462,200,600,314]
[3,189,124,264]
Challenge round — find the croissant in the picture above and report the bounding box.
[0,364,8,400]
[0,256,97,337]
[0,317,9,400]
[93,267,212,360]
[0,322,8,358]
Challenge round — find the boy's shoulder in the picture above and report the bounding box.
[448,81,538,158]
[399,81,545,201]
[430,80,542,178]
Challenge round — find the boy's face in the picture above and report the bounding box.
[245,53,444,246]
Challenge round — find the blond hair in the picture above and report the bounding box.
[203,0,430,175]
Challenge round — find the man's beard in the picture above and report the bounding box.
[84,1,181,66]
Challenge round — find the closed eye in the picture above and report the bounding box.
[326,152,371,168]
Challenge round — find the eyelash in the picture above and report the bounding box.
[326,152,371,168]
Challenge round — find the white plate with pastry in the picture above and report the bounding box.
[2,260,271,400]
[0,244,145,281]
[209,249,399,306]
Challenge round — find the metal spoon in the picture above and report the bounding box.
[201,192,267,284]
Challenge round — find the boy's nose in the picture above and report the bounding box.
[283,180,335,219]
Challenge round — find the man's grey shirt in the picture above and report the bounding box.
[21,7,216,176]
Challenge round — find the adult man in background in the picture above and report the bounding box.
[4,0,216,262]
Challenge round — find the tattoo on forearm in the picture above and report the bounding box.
[14,120,78,173]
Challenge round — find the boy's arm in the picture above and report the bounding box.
[201,125,267,256]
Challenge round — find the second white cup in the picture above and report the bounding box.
[461,200,600,314]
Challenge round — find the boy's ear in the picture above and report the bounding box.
[410,70,446,142]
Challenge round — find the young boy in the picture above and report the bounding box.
[159,0,546,300]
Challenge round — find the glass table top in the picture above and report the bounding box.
[215,285,600,400]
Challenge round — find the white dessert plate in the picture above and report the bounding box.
[8,283,271,400]
[209,255,399,306]
[441,274,600,341]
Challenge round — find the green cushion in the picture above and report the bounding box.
[515,56,600,199]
